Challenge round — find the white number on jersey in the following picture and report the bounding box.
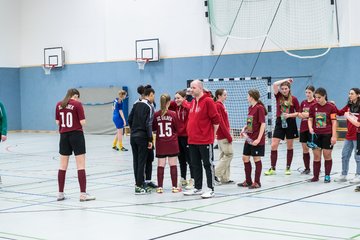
[158,122,172,137]
[60,112,73,128]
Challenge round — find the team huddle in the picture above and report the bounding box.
[54,79,360,201]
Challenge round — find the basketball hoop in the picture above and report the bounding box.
[42,64,56,75]
[136,58,149,70]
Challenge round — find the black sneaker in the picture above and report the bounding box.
[146,181,158,188]
[112,146,119,151]
[301,169,311,175]
[120,147,128,151]
[223,180,235,184]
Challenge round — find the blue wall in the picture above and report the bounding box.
[0,68,21,130]
[12,46,360,130]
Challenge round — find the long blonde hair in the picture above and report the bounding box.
[160,93,171,116]
[279,81,293,106]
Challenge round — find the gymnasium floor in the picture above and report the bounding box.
[0,133,359,240]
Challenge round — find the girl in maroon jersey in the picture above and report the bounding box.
[297,85,316,174]
[170,90,193,189]
[308,87,337,183]
[55,88,95,202]
[238,89,266,189]
[335,88,360,183]
[152,94,180,193]
[343,108,360,191]
[265,78,300,176]
[213,89,234,185]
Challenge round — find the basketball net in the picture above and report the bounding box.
[136,58,149,70]
[42,64,56,75]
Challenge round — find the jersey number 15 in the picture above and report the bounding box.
[158,122,172,137]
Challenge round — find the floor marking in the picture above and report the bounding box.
[149,184,354,239]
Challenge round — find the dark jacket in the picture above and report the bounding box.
[128,99,154,141]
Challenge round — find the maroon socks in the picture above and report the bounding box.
[303,153,310,170]
[157,166,164,188]
[324,160,333,175]
[170,166,178,188]
[77,169,86,193]
[244,161,252,185]
[58,169,66,192]
[254,161,262,185]
[287,149,294,168]
[271,150,277,170]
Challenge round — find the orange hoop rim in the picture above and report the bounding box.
[43,64,57,69]
[136,58,150,63]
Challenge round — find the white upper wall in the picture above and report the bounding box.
[1,0,358,67]
[0,0,20,67]
[19,0,212,66]
[349,0,360,45]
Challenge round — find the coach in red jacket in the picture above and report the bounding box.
[183,80,220,199]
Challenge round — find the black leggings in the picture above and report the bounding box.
[178,136,193,179]
[145,148,154,180]
[131,137,149,187]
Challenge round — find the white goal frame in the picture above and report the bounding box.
[187,77,273,141]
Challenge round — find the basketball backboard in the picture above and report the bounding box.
[44,47,65,68]
[135,38,159,62]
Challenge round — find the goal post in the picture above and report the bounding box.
[187,77,273,141]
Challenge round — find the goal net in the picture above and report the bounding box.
[188,77,274,141]
[208,0,338,58]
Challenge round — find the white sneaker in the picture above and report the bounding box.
[350,175,360,184]
[183,188,202,196]
[57,192,65,201]
[334,175,347,182]
[201,189,215,199]
[80,193,96,202]
[185,178,194,190]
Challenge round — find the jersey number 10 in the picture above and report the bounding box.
[60,112,73,128]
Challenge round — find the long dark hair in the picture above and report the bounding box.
[248,89,268,115]
[214,89,225,101]
[348,87,360,113]
[61,88,80,109]
[314,87,328,101]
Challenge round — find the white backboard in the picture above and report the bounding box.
[44,47,65,68]
[135,38,159,62]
